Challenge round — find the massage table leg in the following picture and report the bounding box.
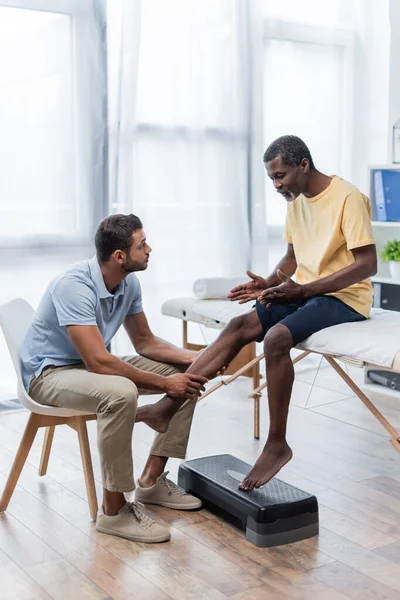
[249,351,311,439]
[323,355,400,453]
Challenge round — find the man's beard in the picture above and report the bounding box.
[122,258,148,273]
[121,259,137,273]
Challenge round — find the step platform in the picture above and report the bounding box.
[177,454,319,547]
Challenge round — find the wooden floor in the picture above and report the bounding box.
[1,355,400,599]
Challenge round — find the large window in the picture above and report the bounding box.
[0,0,106,246]
[262,0,356,229]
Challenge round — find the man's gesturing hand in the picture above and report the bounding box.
[258,270,304,306]
[227,270,268,304]
[164,373,208,399]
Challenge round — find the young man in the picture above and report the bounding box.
[21,214,210,543]
[137,135,377,490]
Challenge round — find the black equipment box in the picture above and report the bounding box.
[368,369,400,391]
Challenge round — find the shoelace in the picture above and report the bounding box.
[129,501,155,529]
[160,471,187,496]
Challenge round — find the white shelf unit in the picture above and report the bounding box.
[369,164,400,283]
[363,166,400,400]
[371,221,400,227]
[372,276,400,286]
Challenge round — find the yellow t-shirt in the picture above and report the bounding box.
[283,175,376,318]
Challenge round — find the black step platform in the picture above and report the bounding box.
[178,454,319,547]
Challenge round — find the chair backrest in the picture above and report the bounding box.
[0,297,93,418]
[0,298,34,389]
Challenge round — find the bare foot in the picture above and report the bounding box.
[135,403,171,433]
[239,441,293,491]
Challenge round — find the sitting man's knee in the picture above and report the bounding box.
[225,313,249,335]
[264,323,293,356]
[102,378,138,414]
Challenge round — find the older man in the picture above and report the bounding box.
[137,135,377,491]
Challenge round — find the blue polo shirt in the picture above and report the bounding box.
[20,256,143,390]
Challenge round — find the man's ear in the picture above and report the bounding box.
[301,158,310,174]
[112,249,125,264]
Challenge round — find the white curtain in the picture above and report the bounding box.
[0,0,107,405]
[107,0,253,348]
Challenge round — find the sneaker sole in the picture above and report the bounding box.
[136,499,203,511]
[96,525,170,543]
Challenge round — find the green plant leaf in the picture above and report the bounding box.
[380,239,400,262]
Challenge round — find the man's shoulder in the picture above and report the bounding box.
[332,176,369,201]
[125,272,141,292]
[48,260,95,295]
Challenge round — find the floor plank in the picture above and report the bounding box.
[373,542,400,565]
[359,476,400,501]
[304,528,400,591]
[318,504,397,549]
[0,548,53,600]
[316,489,400,541]
[309,561,400,600]
[26,559,111,600]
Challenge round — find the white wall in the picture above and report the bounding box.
[388,0,400,162]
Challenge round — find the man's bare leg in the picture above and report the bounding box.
[136,310,263,433]
[139,455,168,487]
[102,489,126,515]
[239,323,294,490]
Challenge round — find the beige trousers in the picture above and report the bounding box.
[29,356,195,493]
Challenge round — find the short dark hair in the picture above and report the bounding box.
[263,135,316,170]
[95,214,143,263]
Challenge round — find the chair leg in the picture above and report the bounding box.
[39,426,55,476]
[0,413,41,512]
[254,396,260,440]
[74,417,98,521]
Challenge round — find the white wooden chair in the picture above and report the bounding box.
[0,299,98,520]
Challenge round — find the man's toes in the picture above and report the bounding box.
[241,476,254,491]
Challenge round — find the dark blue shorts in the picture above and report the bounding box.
[255,295,366,346]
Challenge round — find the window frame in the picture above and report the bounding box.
[0,0,108,248]
[262,19,356,239]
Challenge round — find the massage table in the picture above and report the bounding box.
[162,297,400,454]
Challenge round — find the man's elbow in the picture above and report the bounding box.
[368,255,378,277]
[132,336,154,357]
[85,353,113,374]
[370,264,378,278]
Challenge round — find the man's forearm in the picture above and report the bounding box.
[302,262,374,299]
[265,255,297,287]
[135,336,193,366]
[137,336,193,365]
[89,353,167,391]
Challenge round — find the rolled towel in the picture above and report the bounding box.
[193,276,249,300]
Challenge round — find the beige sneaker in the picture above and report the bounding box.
[96,501,170,543]
[135,471,202,510]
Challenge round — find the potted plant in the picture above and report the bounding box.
[380,239,400,280]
